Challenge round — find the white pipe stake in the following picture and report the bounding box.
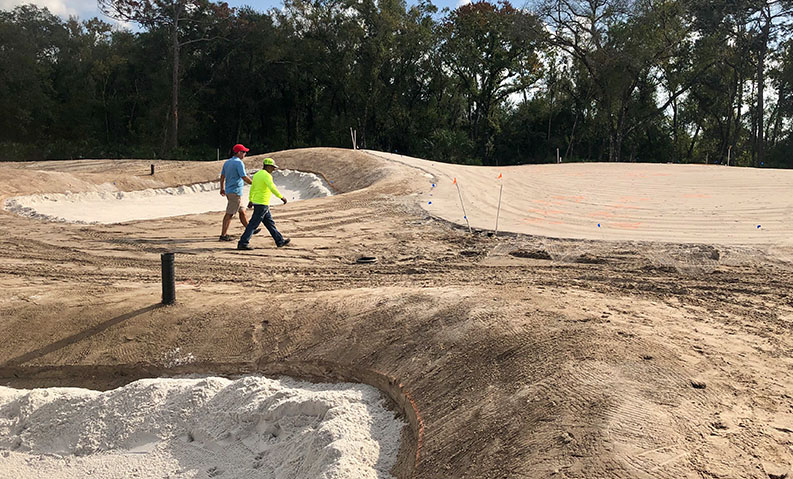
[455,180,472,234]
[494,182,503,236]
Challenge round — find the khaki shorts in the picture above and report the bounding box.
[225,193,243,215]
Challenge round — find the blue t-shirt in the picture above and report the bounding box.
[221,157,247,195]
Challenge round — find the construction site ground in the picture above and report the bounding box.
[0,148,792,478]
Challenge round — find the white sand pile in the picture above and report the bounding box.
[0,376,404,479]
[3,169,333,224]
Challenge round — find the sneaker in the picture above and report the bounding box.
[219,235,233,241]
[277,238,291,248]
[252,228,262,235]
[237,244,254,250]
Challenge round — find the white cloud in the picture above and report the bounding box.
[0,0,105,19]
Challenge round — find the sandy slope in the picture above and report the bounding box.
[0,148,792,479]
[368,151,793,245]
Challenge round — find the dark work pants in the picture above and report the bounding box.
[238,204,285,247]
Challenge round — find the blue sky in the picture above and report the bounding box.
[0,0,468,24]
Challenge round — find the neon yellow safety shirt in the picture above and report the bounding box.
[248,169,283,205]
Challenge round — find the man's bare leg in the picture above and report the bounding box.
[221,213,234,236]
[238,209,249,227]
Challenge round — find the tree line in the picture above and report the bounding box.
[1,0,791,167]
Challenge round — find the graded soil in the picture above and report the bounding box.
[1,148,792,478]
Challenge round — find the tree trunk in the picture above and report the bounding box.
[721,70,736,164]
[102,76,110,145]
[733,69,744,163]
[755,11,770,167]
[564,113,578,162]
[686,123,701,162]
[608,111,625,162]
[672,97,679,162]
[169,19,180,153]
[547,85,554,141]
[770,82,784,147]
[608,128,623,162]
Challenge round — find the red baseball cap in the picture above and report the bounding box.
[232,144,250,153]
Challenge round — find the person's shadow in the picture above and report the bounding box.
[2,304,161,367]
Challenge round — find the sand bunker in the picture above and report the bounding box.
[3,169,333,224]
[0,375,404,479]
[367,151,793,245]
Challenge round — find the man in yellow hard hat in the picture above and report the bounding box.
[237,157,290,250]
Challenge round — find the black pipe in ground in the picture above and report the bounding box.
[161,252,175,304]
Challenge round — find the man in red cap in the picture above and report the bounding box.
[218,144,259,241]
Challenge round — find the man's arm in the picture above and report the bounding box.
[247,175,257,208]
[219,174,226,196]
[265,175,286,203]
[238,162,251,184]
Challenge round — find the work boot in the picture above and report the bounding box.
[219,235,233,241]
[237,244,254,250]
[277,238,291,248]
[253,228,262,235]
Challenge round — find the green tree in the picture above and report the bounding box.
[745,0,792,165]
[0,5,64,153]
[99,0,232,154]
[439,1,543,164]
[538,0,703,162]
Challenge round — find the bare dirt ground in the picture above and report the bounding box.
[1,148,792,478]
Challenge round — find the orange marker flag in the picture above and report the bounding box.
[497,173,502,179]
[452,177,457,184]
